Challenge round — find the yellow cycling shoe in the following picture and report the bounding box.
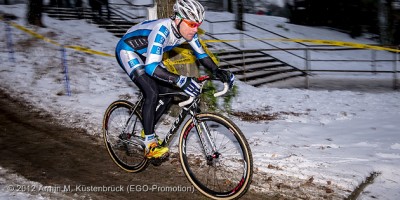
[145,142,169,159]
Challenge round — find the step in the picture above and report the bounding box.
[106,28,127,34]
[46,15,81,20]
[217,52,266,61]
[223,62,285,73]
[113,33,125,38]
[246,72,306,87]
[218,56,276,67]
[106,20,137,25]
[215,50,256,56]
[98,24,132,29]
[236,66,296,80]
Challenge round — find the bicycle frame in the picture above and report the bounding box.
[126,91,201,147]
[122,76,229,158]
[160,95,199,146]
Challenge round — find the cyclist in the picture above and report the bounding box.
[115,0,235,159]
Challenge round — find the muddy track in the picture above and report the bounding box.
[0,89,268,199]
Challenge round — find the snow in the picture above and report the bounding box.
[1,2,400,200]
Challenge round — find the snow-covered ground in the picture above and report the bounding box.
[1,2,400,200]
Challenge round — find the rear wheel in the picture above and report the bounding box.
[179,113,253,199]
[102,100,148,172]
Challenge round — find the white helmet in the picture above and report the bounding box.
[173,0,205,23]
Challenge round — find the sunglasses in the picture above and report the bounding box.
[182,19,202,28]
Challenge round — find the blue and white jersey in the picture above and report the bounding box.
[115,18,208,79]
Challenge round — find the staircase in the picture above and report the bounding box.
[216,50,306,87]
[43,6,145,37]
[43,5,306,87]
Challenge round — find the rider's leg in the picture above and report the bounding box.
[134,74,158,138]
[154,82,173,123]
[115,48,168,158]
[133,74,169,158]
[115,49,156,137]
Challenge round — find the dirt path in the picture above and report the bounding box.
[0,90,267,200]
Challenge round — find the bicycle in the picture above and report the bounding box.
[102,75,253,199]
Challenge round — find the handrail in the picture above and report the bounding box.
[210,44,399,89]
[214,46,399,64]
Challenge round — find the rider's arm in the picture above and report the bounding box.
[188,34,218,73]
[152,65,180,84]
[144,24,180,84]
[188,34,234,87]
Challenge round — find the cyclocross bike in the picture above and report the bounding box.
[102,75,253,199]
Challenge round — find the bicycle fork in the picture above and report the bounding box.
[191,115,220,165]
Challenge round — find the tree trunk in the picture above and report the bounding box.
[27,0,45,27]
[156,0,175,19]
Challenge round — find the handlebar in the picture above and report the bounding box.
[178,75,229,107]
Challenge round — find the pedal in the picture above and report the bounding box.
[149,152,170,166]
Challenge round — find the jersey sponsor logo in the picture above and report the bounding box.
[159,25,170,37]
[178,77,186,86]
[150,45,162,55]
[145,135,155,140]
[128,58,140,69]
[154,34,165,44]
[195,39,201,48]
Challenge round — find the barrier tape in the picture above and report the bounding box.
[279,38,400,53]
[2,18,399,68]
[1,18,75,95]
[203,38,400,53]
[4,20,114,57]
[63,45,114,57]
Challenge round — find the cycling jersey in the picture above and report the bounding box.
[114,17,228,139]
[115,18,209,82]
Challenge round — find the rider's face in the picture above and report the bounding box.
[176,19,201,41]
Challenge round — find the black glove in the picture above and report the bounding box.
[215,69,235,89]
[176,76,201,96]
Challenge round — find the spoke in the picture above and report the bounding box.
[104,102,147,171]
[185,120,243,192]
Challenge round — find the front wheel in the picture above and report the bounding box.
[179,113,253,199]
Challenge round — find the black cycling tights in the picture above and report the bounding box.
[134,74,173,136]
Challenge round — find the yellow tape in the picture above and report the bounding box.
[166,56,196,65]
[4,20,115,56]
[279,38,400,52]
[166,39,220,65]
[10,21,60,46]
[4,18,396,67]
[201,40,219,64]
[162,57,179,74]
[203,38,400,53]
[64,45,114,57]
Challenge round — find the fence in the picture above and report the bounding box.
[2,18,72,95]
[204,19,400,90]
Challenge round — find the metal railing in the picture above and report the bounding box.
[204,19,400,90]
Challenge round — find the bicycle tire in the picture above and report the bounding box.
[179,113,253,199]
[102,100,149,172]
